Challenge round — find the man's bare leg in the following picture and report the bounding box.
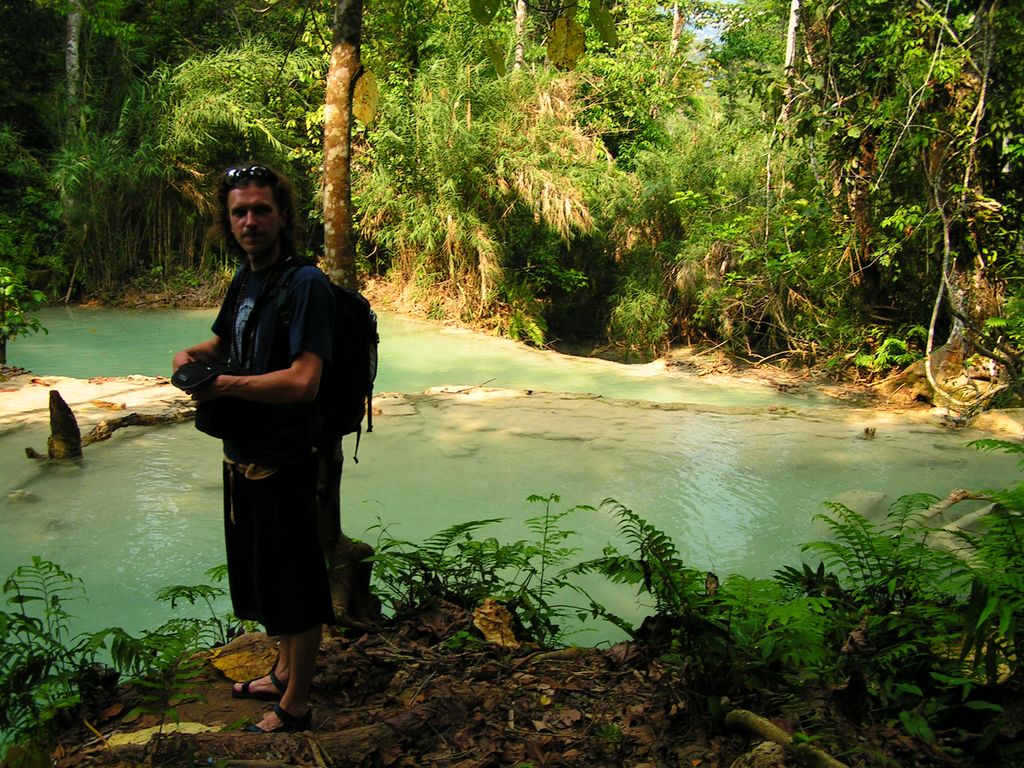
[252,625,321,730]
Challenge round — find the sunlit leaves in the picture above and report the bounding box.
[547,17,586,70]
[0,266,45,359]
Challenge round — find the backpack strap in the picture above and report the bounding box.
[269,261,356,461]
[272,258,304,327]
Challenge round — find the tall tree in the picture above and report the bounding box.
[323,0,364,290]
[318,0,384,633]
[514,0,527,70]
[65,0,82,125]
[779,0,799,122]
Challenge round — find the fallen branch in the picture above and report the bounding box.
[724,707,850,768]
[99,698,468,768]
[921,488,991,523]
[83,407,194,445]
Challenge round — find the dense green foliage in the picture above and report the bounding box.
[0,561,241,766]
[1,0,1021,391]
[4,442,1022,765]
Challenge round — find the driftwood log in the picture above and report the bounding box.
[83,410,194,445]
[25,390,194,459]
[724,708,850,768]
[93,697,469,768]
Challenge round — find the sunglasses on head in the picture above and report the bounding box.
[224,165,278,188]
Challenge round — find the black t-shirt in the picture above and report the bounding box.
[210,258,335,465]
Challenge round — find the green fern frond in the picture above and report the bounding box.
[419,518,507,556]
[969,438,1024,466]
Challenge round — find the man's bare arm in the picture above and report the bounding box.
[198,350,323,405]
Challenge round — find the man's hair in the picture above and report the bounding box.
[214,162,301,259]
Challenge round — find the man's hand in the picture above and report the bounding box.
[172,336,227,374]
[172,350,196,373]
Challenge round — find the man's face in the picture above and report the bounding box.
[227,183,286,263]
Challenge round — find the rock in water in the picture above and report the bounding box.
[47,389,83,460]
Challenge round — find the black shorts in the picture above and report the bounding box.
[222,458,334,636]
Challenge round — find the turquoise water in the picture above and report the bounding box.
[8,306,827,407]
[2,307,1017,645]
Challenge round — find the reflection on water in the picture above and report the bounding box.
[1,307,1018,644]
[1,426,225,633]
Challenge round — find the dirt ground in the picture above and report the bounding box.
[49,604,956,768]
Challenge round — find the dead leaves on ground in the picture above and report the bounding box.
[56,603,741,768]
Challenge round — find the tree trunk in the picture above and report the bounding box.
[46,390,82,460]
[66,1,82,124]
[323,0,363,291]
[514,0,527,70]
[780,0,801,123]
[320,0,380,632]
[670,4,684,58]
[316,445,381,631]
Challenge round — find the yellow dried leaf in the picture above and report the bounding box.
[472,598,520,650]
[353,70,380,125]
[207,633,277,682]
[106,722,215,747]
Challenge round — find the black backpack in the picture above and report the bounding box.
[275,262,379,460]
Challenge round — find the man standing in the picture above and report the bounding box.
[172,163,334,733]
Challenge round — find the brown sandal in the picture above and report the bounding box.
[231,669,286,701]
[245,703,312,733]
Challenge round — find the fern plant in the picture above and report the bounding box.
[0,557,113,764]
[108,623,208,731]
[1,560,237,766]
[803,496,967,698]
[719,575,832,687]
[957,440,1024,689]
[805,494,964,613]
[798,477,1023,756]
[577,499,703,616]
[500,494,590,645]
[368,516,511,613]
[573,500,735,690]
[154,564,239,648]
[853,325,927,373]
[368,496,593,645]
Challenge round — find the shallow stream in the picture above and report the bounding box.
[2,307,1017,644]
